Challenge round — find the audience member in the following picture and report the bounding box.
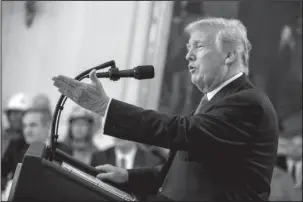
[2,93,29,155]
[269,166,296,201]
[91,138,164,168]
[64,106,98,164]
[1,95,71,191]
[287,133,302,200]
[275,114,302,201]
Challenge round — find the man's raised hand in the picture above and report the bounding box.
[52,69,110,116]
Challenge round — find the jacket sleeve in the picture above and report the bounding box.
[103,92,265,152]
[126,164,164,195]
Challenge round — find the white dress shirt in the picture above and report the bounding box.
[114,147,137,169]
[101,72,244,134]
[206,72,243,101]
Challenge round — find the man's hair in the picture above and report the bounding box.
[184,17,252,75]
[24,107,52,127]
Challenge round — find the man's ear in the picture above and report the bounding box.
[225,51,237,65]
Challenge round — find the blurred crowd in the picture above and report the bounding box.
[1,93,301,201]
[1,92,168,200]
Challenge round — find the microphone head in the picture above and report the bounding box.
[134,65,155,80]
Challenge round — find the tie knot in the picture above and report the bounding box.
[202,94,209,102]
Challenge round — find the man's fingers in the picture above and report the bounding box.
[95,164,114,173]
[96,172,114,181]
[53,79,68,89]
[89,69,103,90]
[53,75,82,100]
[53,75,80,88]
[58,88,74,101]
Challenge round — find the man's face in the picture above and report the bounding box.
[7,110,24,130]
[23,112,49,145]
[185,29,227,93]
[70,119,90,140]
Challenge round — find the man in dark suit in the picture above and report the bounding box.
[53,17,279,201]
[91,138,164,168]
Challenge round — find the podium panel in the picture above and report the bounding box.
[8,142,138,201]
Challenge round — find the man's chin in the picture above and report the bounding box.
[190,76,198,85]
[191,77,204,93]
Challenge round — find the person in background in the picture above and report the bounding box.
[64,106,99,165]
[92,115,116,151]
[269,118,297,201]
[287,133,302,201]
[275,112,302,201]
[2,93,29,156]
[1,106,72,191]
[32,93,52,110]
[91,138,164,168]
[269,166,296,201]
[269,133,302,201]
[2,112,9,131]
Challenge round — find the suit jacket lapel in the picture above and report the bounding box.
[163,75,252,185]
[198,74,252,113]
[133,149,144,168]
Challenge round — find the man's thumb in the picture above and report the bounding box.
[89,69,103,89]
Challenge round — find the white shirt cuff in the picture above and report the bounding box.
[101,98,112,135]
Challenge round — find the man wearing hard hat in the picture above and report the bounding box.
[2,93,30,155]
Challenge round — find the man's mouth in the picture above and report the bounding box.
[188,65,195,72]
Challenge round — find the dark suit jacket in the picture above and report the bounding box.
[90,146,164,168]
[276,155,288,171]
[103,75,279,201]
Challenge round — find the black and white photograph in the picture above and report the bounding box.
[1,1,302,201]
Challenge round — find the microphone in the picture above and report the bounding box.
[95,65,154,81]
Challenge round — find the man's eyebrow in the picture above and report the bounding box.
[188,38,208,43]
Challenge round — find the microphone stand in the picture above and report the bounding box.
[46,60,117,161]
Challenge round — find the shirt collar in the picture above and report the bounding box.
[207,72,243,101]
[115,146,137,161]
[287,158,302,170]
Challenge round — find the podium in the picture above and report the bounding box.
[8,142,138,201]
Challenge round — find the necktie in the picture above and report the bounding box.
[291,163,296,183]
[194,94,209,115]
[120,157,126,169]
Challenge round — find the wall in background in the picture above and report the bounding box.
[2,1,153,142]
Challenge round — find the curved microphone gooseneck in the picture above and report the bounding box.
[46,60,117,161]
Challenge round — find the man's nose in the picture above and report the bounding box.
[185,49,196,61]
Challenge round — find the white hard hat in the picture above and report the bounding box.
[5,93,30,112]
[32,93,52,110]
[68,106,94,123]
